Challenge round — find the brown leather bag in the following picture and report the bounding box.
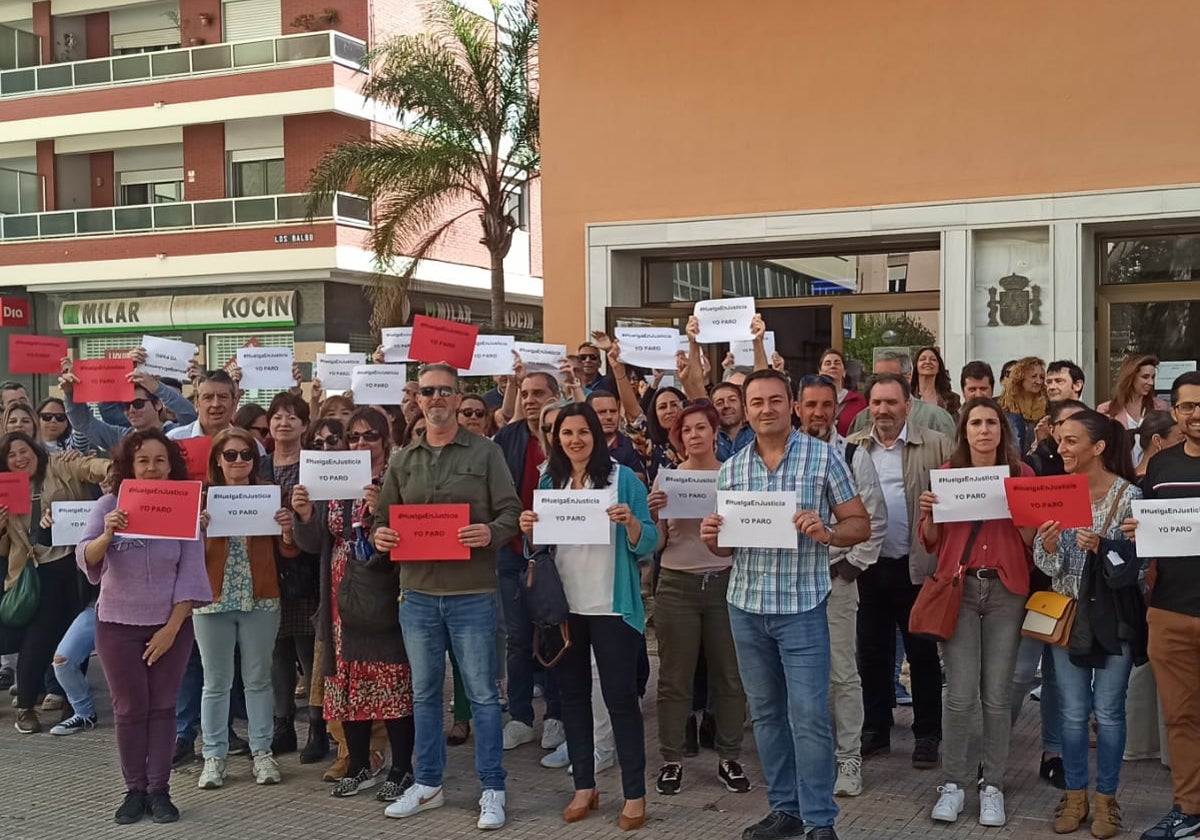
[908,521,982,642]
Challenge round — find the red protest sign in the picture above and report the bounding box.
[177,437,213,482]
[408,315,479,370]
[116,479,203,540]
[73,358,135,403]
[389,504,471,561]
[0,471,32,515]
[8,334,67,375]
[1004,474,1092,529]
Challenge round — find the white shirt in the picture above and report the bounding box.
[167,420,267,454]
[870,423,910,559]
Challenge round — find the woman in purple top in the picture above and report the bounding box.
[77,429,212,826]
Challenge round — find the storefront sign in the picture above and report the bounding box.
[402,292,541,334]
[0,297,30,327]
[58,291,296,334]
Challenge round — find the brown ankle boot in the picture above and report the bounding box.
[1054,790,1090,834]
[1090,793,1121,839]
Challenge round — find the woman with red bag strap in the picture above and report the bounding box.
[916,397,1035,828]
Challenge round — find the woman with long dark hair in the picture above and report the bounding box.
[1133,410,1183,479]
[77,430,211,824]
[1033,410,1144,839]
[917,398,1033,827]
[911,347,962,417]
[1098,354,1168,433]
[518,402,657,830]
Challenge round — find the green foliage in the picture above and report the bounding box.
[306,0,539,330]
[843,313,937,369]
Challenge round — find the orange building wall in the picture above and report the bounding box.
[539,0,1200,344]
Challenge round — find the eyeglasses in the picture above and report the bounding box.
[39,413,67,423]
[220,449,255,463]
[418,386,456,398]
[309,435,339,449]
[249,425,270,438]
[459,408,487,419]
[122,398,156,411]
[1174,401,1199,415]
[347,431,383,444]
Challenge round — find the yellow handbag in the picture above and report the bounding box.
[1021,590,1077,647]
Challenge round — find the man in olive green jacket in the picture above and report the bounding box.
[371,363,521,831]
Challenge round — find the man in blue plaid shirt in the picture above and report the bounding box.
[702,370,870,840]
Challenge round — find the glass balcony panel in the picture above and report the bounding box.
[275,195,308,219]
[73,60,113,86]
[76,209,114,234]
[194,200,234,226]
[111,54,151,82]
[153,203,192,228]
[114,206,153,231]
[232,39,275,67]
[278,33,330,62]
[36,63,74,90]
[234,197,276,224]
[1,68,35,94]
[151,50,191,77]
[333,34,366,67]
[189,44,231,73]
[39,212,77,237]
[335,193,370,224]
[2,215,38,239]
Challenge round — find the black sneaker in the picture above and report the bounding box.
[228,729,251,756]
[655,763,683,795]
[0,666,13,692]
[807,828,839,840]
[145,791,180,824]
[1039,754,1066,790]
[911,737,940,769]
[719,759,751,793]
[171,738,196,768]
[271,715,297,754]
[114,791,146,825]
[860,731,890,758]
[684,715,699,757]
[698,711,716,750]
[742,811,805,840]
[1141,806,1200,840]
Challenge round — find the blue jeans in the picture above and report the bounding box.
[193,609,280,758]
[497,546,561,726]
[1011,637,1062,754]
[1051,643,1133,795]
[176,642,203,743]
[399,591,505,791]
[53,604,97,719]
[728,600,837,829]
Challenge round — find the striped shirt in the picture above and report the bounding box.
[719,430,859,615]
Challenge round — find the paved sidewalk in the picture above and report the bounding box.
[0,651,1171,840]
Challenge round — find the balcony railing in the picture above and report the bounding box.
[0,192,370,242]
[0,30,366,98]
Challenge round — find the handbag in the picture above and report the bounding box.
[1020,478,1128,647]
[336,558,400,634]
[522,547,572,668]
[0,559,41,629]
[908,520,982,642]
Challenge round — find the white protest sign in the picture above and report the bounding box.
[717,490,796,549]
[316,353,367,391]
[299,450,373,501]
[614,327,680,370]
[1156,360,1197,392]
[514,341,567,376]
[930,466,1012,523]
[139,335,197,380]
[206,485,281,538]
[658,470,719,520]
[236,346,294,390]
[1131,499,1200,557]
[533,488,616,545]
[51,500,97,546]
[350,365,407,405]
[381,327,413,363]
[730,331,775,368]
[694,297,755,343]
[459,335,516,377]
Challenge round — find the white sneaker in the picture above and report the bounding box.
[502,720,535,750]
[541,718,566,750]
[979,784,1006,827]
[541,741,570,769]
[253,750,281,785]
[931,782,964,822]
[385,783,444,819]
[477,789,506,830]
[198,757,227,790]
[568,749,615,775]
[834,757,863,797]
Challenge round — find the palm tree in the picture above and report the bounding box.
[307,0,538,330]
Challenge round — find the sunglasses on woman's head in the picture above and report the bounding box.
[39,413,67,423]
[459,408,487,419]
[418,386,456,398]
[310,435,339,449]
[221,449,255,463]
[347,431,382,444]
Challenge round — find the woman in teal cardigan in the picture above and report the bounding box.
[519,402,656,831]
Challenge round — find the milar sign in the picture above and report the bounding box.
[59,292,296,334]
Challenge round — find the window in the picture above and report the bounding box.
[120,181,183,205]
[503,183,529,231]
[230,158,284,197]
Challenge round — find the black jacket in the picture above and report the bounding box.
[1068,536,1147,669]
[493,418,533,486]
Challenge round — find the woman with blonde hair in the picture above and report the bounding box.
[997,356,1047,454]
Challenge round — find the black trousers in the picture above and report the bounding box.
[560,613,646,800]
[16,559,80,710]
[856,555,942,741]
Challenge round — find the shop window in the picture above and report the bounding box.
[230,158,284,198]
[207,331,295,407]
